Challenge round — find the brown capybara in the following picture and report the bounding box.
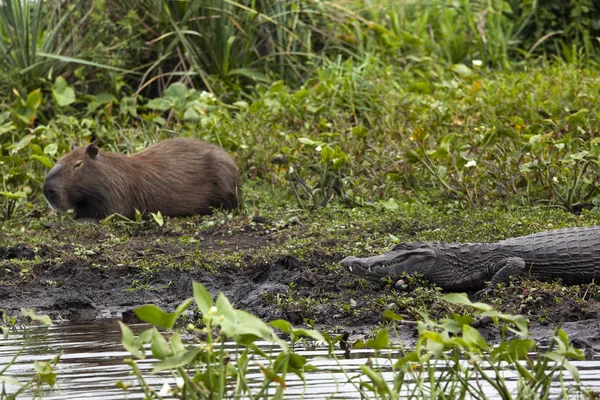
[42,138,241,220]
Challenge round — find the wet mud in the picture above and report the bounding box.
[2,217,600,347]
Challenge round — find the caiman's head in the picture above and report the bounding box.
[341,242,437,277]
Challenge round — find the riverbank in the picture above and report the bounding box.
[3,199,600,347]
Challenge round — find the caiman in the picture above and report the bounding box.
[341,226,600,292]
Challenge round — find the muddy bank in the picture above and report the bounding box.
[2,212,600,347]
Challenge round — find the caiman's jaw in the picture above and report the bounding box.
[341,248,436,276]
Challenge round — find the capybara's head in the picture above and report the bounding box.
[43,143,102,214]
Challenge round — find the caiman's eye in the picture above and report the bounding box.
[73,160,83,170]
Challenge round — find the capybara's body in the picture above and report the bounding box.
[43,138,241,220]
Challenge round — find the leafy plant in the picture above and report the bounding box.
[0,309,58,398]
[118,282,322,398]
[119,284,590,399]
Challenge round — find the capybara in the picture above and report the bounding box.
[43,138,241,220]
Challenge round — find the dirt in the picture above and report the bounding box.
[2,213,600,348]
[0,216,384,329]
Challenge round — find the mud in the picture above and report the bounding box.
[2,215,600,346]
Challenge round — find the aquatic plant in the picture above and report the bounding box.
[119,283,589,399]
[0,309,58,399]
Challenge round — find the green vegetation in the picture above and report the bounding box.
[2,0,600,216]
[2,0,600,397]
[118,282,589,399]
[0,309,58,398]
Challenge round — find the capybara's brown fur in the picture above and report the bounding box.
[43,138,241,220]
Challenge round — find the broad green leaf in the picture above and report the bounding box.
[0,376,21,386]
[152,349,202,373]
[164,83,188,100]
[379,198,399,211]
[119,321,145,359]
[26,89,42,110]
[134,305,175,329]
[135,298,191,329]
[95,92,116,104]
[182,107,201,121]
[481,310,528,335]
[52,76,75,107]
[360,365,390,395]
[30,154,53,168]
[320,146,335,163]
[146,98,172,111]
[233,101,249,109]
[11,134,36,154]
[170,331,185,355]
[0,191,27,200]
[150,329,171,360]
[382,309,404,321]
[151,211,164,227]
[34,361,56,386]
[365,329,389,350]
[566,108,588,124]
[289,327,324,342]
[462,325,489,351]
[298,137,324,147]
[0,111,10,124]
[193,282,214,316]
[443,292,493,311]
[452,63,473,77]
[562,359,581,381]
[506,338,536,360]
[44,143,58,156]
[270,319,293,333]
[271,320,325,342]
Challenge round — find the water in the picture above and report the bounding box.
[1,321,600,399]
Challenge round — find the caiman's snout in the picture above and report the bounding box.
[342,256,358,268]
[341,252,398,274]
[342,247,437,277]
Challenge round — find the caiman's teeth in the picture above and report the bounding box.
[348,266,353,272]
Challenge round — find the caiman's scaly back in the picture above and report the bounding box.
[342,226,600,292]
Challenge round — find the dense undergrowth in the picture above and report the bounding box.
[2,0,600,218]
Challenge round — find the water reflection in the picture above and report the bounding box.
[1,321,599,399]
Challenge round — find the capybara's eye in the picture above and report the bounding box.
[73,161,83,170]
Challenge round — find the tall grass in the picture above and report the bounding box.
[0,0,86,88]
[115,0,374,96]
[351,0,600,68]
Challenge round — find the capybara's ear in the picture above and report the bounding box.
[85,144,99,158]
[71,142,78,151]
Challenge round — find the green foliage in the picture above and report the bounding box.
[0,310,58,398]
[2,0,600,219]
[118,282,314,398]
[119,282,589,399]
[109,0,380,95]
[354,0,600,67]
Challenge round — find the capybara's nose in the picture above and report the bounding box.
[43,181,57,202]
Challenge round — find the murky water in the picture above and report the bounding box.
[1,321,600,399]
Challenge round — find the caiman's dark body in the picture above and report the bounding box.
[341,226,600,291]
